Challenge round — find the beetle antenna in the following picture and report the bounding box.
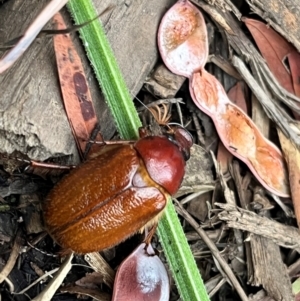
[134,95,151,111]
[132,94,164,125]
[133,94,174,126]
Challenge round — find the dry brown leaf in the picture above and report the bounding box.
[288,51,300,97]
[244,18,295,94]
[53,12,102,158]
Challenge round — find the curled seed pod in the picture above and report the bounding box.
[158,0,289,197]
[112,243,170,301]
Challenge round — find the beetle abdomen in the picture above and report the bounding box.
[44,145,138,229]
[49,186,166,253]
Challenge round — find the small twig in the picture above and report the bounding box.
[207,54,242,80]
[175,101,184,126]
[0,0,69,73]
[0,230,23,288]
[211,152,246,284]
[174,200,249,301]
[31,253,73,301]
[217,202,300,252]
[13,268,60,295]
[180,190,213,205]
[268,193,294,218]
[137,98,184,111]
[0,7,114,50]
[208,277,227,298]
[232,55,300,147]
[192,112,206,146]
[256,60,300,105]
[26,241,59,258]
[84,252,115,289]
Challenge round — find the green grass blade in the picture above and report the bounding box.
[158,200,210,301]
[66,1,210,300]
[67,0,141,139]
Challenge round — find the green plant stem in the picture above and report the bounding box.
[67,1,209,300]
[158,200,210,300]
[67,1,141,139]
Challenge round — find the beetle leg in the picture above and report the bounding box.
[91,139,136,146]
[83,122,104,160]
[24,160,76,178]
[28,160,75,170]
[82,123,136,160]
[143,223,158,246]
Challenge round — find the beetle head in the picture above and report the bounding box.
[164,125,193,161]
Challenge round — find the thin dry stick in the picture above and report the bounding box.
[174,200,249,301]
[32,253,73,301]
[217,203,300,252]
[14,268,60,295]
[0,230,23,288]
[0,0,69,73]
[192,112,206,146]
[232,55,300,146]
[84,252,115,289]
